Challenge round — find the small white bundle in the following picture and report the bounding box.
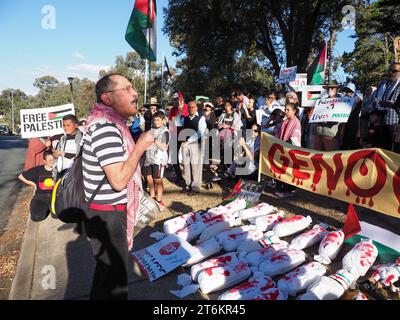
[289,224,329,250]
[190,252,238,282]
[369,259,400,293]
[216,225,256,243]
[298,269,355,300]
[200,211,237,227]
[245,241,289,267]
[314,230,345,265]
[223,198,248,214]
[253,287,288,300]
[218,275,276,300]
[197,221,231,244]
[239,202,276,221]
[220,228,264,252]
[259,249,306,278]
[174,222,206,242]
[277,262,327,296]
[163,212,201,234]
[198,261,252,294]
[237,232,280,253]
[253,212,285,232]
[183,237,222,267]
[342,239,378,280]
[272,215,312,237]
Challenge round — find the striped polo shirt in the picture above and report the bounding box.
[82,121,127,205]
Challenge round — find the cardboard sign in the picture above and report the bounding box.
[309,97,356,123]
[260,132,400,219]
[278,66,297,84]
[225,179,266,203]
[20,104,75,139]
[301,86,326,107]
[134,192,160,237]
[289,73,308,92]
[132,234,196,281]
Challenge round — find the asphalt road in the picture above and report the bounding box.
[0,135,27,233]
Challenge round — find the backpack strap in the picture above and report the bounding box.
[87,176,107,206]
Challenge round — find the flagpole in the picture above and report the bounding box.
[144,59,148,104]
[161,51,165,107]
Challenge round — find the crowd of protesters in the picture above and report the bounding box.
[17,62,400,299]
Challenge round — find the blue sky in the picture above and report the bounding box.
[0,0,355,96]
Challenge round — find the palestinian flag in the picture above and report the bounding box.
[307,42,327,85]
[307,90,322,101]
[125,0,157,62]
[48,107,74,121]
[343,204,400,263]
[163,56,171,78]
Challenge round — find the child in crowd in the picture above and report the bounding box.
[143,112,169,209]
[363,110,391,150]
[18,150,56,222]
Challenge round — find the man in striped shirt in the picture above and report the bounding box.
[82,74,153,299]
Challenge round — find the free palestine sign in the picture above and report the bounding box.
[20,104,75,139]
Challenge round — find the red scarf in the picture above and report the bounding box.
[86,103,142,250]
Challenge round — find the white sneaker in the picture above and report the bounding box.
[212,175,221,182]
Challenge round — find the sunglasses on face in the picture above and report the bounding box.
[389,69,400,73]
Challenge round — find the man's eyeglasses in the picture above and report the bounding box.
[106,84,134,94]
[389,69,400,73]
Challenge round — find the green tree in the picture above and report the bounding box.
[341,0,396,91]
[33,75,60,90]
[163,0,367,98]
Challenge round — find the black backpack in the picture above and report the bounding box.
[51,148,106,223]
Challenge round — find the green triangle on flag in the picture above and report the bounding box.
[307,42,327,85]
[125,0,157,62]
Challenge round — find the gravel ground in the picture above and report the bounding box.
[0,186,33,300]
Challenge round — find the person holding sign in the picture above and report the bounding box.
[19,150,55,222]
[313,80,342,151]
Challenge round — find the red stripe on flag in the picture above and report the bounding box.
[134,0,155,22]
[343,204,361,240]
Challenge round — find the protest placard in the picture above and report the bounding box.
[278,66,297,83]
[20,104,75,139]
[134,192,161,237]
[289,73,308,92]
[309,97,355,123]
[132,234,196,281]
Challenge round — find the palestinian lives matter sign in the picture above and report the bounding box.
[309,97,356,123]
[289,73,308,92]
[20,104,75,139]
[132,234,196,281]
[278,66,297,83]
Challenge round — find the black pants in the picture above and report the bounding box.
[29,194,51,222]
[81,204,128,300]
[276,181,296,193]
